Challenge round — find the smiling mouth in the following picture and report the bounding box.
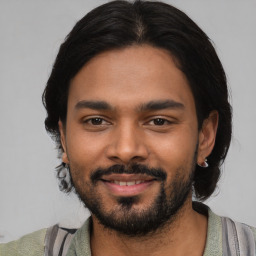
[107,180,148,186]
[101,174,156,185]
[100,174,157,196]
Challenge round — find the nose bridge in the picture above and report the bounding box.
[107,119,148,163]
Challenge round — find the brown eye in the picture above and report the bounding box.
[83,117,111,127]
[153,118,166,125]
[90,118,103,125]
[82,116,111,131]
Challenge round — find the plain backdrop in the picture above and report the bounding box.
[0,0,256,243]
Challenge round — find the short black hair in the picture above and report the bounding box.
[42,0,232,200]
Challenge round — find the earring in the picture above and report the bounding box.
[198,158,209,168]
[56,162,72,192]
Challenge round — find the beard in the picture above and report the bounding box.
[70,158,196,237]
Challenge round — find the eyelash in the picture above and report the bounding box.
[83,117,172,127]
[147,118,172,126]
[83,117,110,126]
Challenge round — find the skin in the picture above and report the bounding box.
[59,45,218,256]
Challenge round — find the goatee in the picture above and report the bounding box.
[72,163,195,237]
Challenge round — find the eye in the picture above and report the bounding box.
[83,117,110,126]
[152,118,167,126]
[149,118,170,126]
[89,118,104,125]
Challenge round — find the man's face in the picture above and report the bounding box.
[60,45,201,235]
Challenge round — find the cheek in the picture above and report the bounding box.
[66,126,108,168]
[148,128,198,169]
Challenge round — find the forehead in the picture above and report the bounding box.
[69,45,195,112]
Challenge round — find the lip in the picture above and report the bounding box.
[100,174,156,197]
[101,173,154,182]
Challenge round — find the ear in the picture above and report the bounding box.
[197,111,218,165]
[58,120,69,164]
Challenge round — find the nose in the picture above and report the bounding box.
[106,122,149,164]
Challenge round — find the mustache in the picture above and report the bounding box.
[90,164,167,182]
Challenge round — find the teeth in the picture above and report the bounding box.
[127,181,136,186]
[112,180,143,186]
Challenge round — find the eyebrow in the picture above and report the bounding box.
[74,99,184,112]
[75,100,113,110]
[139,100,184,112]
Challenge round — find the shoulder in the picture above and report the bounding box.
[0,224,78,256]
[220,215,256,255]
[193,202,256,256]
[0,228,47,256]
[207,206,256,256]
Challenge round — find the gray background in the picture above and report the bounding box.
[0,0,255,243]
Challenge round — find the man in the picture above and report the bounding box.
[1,0,255,255]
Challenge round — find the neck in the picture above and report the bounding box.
[90,199,208,256]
